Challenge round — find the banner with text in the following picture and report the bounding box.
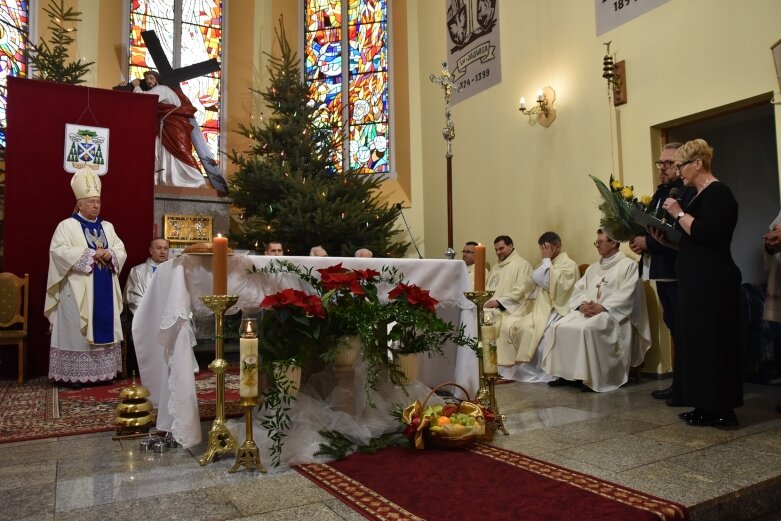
[446,0,501,106]
[595,0,671,36]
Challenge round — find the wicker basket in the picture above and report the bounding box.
[419,382,485,449]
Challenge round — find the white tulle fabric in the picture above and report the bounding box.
[134,254,477,449]
[227,359,445,466]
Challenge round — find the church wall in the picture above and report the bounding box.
[412,0,781,267]
[410,0,781,374]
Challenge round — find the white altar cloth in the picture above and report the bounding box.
[133,255,478,448]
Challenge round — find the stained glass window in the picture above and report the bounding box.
[128,0,222,161]
[305,0,390,175]
[0,0,29,148]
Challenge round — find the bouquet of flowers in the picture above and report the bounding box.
[259,288,327,365]
[590,174,652,242]
[383,283,473,356]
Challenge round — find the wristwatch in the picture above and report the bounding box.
[675,211,685,222]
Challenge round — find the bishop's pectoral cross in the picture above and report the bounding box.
[595,277,608,301]
[115,30,227,194]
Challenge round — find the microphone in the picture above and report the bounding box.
[395,203,423,259]
[661,188,681,225]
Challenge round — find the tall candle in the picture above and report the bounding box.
[474,244,486,291]
[212,234,228,295]
[239,318,259,398]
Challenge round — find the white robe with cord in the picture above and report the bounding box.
[540,251,651,392]
[497,252,579,382]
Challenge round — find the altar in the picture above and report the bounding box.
[134,255,479,448]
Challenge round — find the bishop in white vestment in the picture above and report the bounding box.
[541,231,651,392]
[45,170,126,385]
[497,232,579,382]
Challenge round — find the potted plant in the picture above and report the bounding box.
[380,282,478,384]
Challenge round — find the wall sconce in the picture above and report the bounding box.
[602,41,627,106]
[518,86,556,127]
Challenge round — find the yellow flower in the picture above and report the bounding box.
[640,195,652,206]
[611,180,623,190]
[621,186,634,199]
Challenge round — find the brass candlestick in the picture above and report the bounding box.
[198,294,239,465]
[464,290,508,435]
[229,396,266,473]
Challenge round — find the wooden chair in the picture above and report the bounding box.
[0,273,29,384]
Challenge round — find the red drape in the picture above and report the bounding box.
[4,77,157,378]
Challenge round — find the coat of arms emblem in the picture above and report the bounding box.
[63,124,110,175]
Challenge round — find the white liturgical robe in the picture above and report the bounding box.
[540,251,651,392]
[496,252,579,381]
[764,210,781,322]
[486,250,532,313]
[124,258,162,314]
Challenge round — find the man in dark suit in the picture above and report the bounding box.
[629,142,694,406]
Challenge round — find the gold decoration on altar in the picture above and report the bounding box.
[163,214,213,243]
[113,371,154,436]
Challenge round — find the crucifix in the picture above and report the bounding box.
[430,61,461,259]
[595,277,608,301]
[115,30,227,194]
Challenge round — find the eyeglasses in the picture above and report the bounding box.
[654,160,675,170]
[461,250,475,255]
[593,240,611,247]
[675,159,695,173]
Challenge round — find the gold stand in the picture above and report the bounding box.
[464,290,508,435]
[198,294,239,465]
[229,396,266,473]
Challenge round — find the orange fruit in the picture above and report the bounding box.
[437,416,451,426]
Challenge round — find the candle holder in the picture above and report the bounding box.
[464,290,508,436]
[198,294,240,466]
[229,396,266,473]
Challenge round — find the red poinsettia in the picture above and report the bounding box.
[388,283,439,313]
[261,288,325,318]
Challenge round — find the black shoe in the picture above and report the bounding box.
[548,377,570,387]
[678,409,699,421]
[651,386,673,400]
[685,410,739,428]
[666,397,688,407]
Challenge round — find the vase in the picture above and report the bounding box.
[393,352,419,384]
[273,362,301,396]
[334,335,362,368]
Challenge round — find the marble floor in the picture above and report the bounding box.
[2,377,780,521]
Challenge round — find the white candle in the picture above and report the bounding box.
[480,325,498,374]
[239,337,259,398]
[239,318,259,398]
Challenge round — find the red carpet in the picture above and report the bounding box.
[296,444,688,521]
[0,369,241,444]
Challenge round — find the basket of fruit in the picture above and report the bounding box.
[402,382,486,450]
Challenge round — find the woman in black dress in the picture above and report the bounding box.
[654,139,742,427]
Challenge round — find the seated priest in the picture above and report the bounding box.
[496,232,579,382]
[122,238,170,374]
[483,235,533,317]
[541,229,651,392]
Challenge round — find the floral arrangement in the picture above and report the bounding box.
[590,174,651,242]
[383,283,474,357]
[253,260,478,465]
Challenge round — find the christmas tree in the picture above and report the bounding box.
[21,0,94,84]
[229,18,409,257]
